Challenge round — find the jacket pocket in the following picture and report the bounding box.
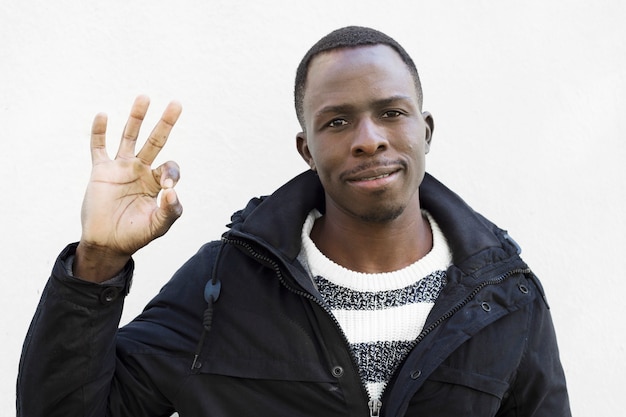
[427,365,509,399]
[406,365,509,416]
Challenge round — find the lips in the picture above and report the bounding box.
[356,174,390,181]
[351,171,394,182]
[344,163,403,183]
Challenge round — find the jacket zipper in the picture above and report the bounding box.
[410,267,532,347]
[223,237,376,415]
[368,399,382,416]
[224,237,530,416]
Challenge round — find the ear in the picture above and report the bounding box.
[421,111,435,154]
[296,131,316,171]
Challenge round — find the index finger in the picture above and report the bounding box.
[136,100,183,165]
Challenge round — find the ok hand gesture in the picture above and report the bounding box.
[75,96,183,282]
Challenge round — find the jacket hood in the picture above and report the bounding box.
[226,170,325,260]
[226,170,520,275]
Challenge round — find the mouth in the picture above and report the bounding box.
[344,161,404,182]
[350,171,394,182]
[344,164,403,190]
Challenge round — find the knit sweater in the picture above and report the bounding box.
[298,210,452,402]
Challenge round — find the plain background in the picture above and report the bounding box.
[2,0,624,415]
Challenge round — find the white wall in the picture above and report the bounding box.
[2,0,624,415]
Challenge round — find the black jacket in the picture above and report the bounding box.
[17,171,571,416]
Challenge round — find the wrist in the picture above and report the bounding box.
[74,241,131,283]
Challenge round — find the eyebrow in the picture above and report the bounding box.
[314,95,414,118]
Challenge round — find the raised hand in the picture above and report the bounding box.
[74,96,183,282]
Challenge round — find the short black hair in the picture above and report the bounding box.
[294,26,423,129]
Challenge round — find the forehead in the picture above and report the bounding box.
[303,45,417,115]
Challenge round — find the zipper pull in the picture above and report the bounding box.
[368,399,382,417]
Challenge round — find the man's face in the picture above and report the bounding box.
[297,44,433,224]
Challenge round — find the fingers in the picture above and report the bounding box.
[92,96,182,166]
[153,160,181,189]
[117,95,151,159]
[152,160,182,236]
[137,100,183,165]
[154,187,183,237]
[90,112,109,164]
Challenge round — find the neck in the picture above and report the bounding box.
[310,201,432,274]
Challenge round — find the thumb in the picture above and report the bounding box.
[153,187,183,237]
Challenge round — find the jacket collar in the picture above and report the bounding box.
[227,170,324,261]
[228,170,513,274]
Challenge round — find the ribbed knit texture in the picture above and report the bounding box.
[298,210,452,402]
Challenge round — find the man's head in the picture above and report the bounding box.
[294,31,434,225]
[294,26,423,130]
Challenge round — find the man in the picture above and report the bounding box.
[17,26,571,416]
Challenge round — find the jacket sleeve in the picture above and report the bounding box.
[16,243,151,417]
[498,275,571,417]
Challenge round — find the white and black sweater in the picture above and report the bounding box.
[298,210,452,402]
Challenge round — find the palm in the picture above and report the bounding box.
[82,158,165,254]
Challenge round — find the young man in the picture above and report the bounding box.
[17,26,571,416]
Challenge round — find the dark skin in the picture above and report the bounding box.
[296,45,435,273]
[73,44,434,282]
[74,95,183,282]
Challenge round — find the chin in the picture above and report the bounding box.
[356,204,405,224]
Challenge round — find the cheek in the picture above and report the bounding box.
[406,131,429,156]
[309,142,345,173]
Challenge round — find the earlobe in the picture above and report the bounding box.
[296,132,316,171]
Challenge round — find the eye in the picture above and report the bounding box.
[328,118,349,128]
[381,110,403,119]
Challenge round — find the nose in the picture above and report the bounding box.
[351,118,388,157]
